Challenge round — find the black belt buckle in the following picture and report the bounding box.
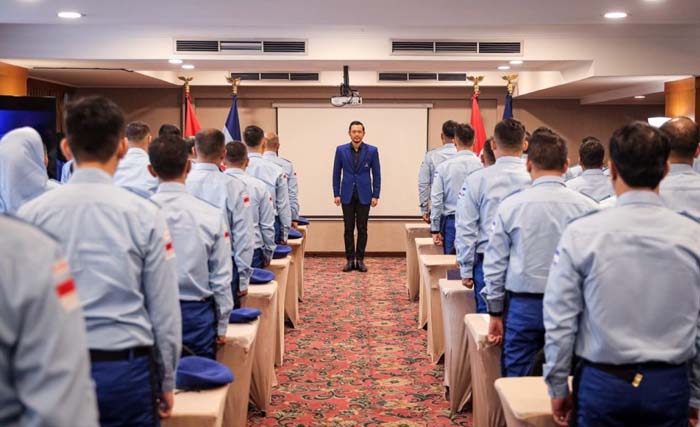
[90,346,152,362]
[584,360,642,387]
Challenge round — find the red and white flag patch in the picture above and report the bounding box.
[224,231,231,241]
[53,260,80,312]
[243,193,251,208]
[163,228,176,260]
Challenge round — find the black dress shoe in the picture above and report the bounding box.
[356,260,368,273]
[342,260,355,272]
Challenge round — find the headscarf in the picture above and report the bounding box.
[0,127,49,214]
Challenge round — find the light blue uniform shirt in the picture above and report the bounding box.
[263,151,300,221]
[186,162,254,291]
[564,164,583,181]
[151,182,233,335]
[565,168,614,202]
[17,168,181,391]
[60,159,74,183]
[418,143,457,215]
[455,156,530,279]
[483,176,599,313]
[225,168,276,261]
[543,191,700,402]
[113,147,158,197]
[430,150,483,232]
[247,153,291,241]
[660,163,700,222]
[0,216,99,427]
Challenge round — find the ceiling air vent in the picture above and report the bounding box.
[378,73,409,81]
[438,73,467,81]
[230,72,318,82]
[391,39,522,56]
[260,73,290,80]
[220,40,262,52]
[263,41,306,53]
[175,40,219,52]
[408,73,438,80]
[478,42,521,54]
[435,41,477,53]
[230,73,261,81]
[175,39,306,54]
[392,41,435,53]
[290,73,319,81]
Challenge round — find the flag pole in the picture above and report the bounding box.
[178,76,194,133]
[225,75,241,95]
[501,74,518,96]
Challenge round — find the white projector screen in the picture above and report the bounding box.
[276,105,429,217]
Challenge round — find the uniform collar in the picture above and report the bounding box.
[126,147,148,157]
[157,182,187,193]
[225,167,245,176]
[69,167,113,184]
[617,190,663,207]
[495,156,524,166]
[249,152,263,159]
[442,143,455,150]
[669,163,696,175]
[263,151,278,159]
[192,162,221,172]
[581,168,604,176]
[455,149,477,157]
[532,175,566,187]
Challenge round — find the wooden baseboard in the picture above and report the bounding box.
[306,251,404,257]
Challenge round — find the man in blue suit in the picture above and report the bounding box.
[333,121,381,273]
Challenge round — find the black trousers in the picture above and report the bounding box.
[341,192,370,261]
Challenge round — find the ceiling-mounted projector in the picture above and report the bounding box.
[331,65,362,107]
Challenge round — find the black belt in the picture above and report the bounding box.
[89,346,152,362]
[508,291,544,299]
[582,359,686,387]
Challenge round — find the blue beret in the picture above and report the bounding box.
[229,307,262,323]
[176,356,234,390]
[288,228,303,239]
[250,268,274,284]
[296,216,310,225]
[273,244,292,259]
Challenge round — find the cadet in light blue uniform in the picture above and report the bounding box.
[18,97,181,427]
[0,215,99,427]
[565,137,614,202]
[483,129,598,378]
[113,121,158,197]
[418,120,458,222]
[0,127,52,214]
[244,125,292,243]
[264,132,300,223]
[60,158,74,183]
[430,123,483,254]
[149,135,233,360]
[544,122,700,427]
[659,117,700,222]
[225,141,276,268]
[187,129,254,309]
[455,119,530,313]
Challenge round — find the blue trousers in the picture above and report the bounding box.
[274,216,283,243]
[473,253,487,314]
[180,299,216,359]
[91,353,159,427]
[440,215,456,255]
[252,248,266,269]
[231,259,241,309]
[502,294,544,377]
[575,363,689,427]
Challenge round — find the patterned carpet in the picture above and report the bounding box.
[248,257,472,426]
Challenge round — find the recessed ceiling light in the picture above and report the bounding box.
[168,59,183,64]
[57,11,83,19]
[634,95,646,99]
[604,11,628,19]
[509,60,523,65]
[181,64,195,70]
[498,65,511,71]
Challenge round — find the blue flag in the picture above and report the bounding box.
[503,93,513,119]
[223,95,241,142]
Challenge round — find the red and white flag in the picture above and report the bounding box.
[53,260,79,312]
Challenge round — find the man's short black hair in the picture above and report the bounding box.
[532,126,555,136]
[579,138,605,169]
[243,125,265,148]
[225,141,248,164]
[126,121,151,142]
[455,123,475,147]
[482,137,495,164]
[349,121,365,132]
[195,129,225,158]
[610,121,670,188]
[661,117,700,159]
[442,120,458,139]
[185,137,196,156]
[158,124,182,138]
[64,96,125,163]
[581,136,600,145]
[527,129,568,171]
[494,118,526,150]
[148,134,189,180]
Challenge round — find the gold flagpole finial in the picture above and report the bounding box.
[467,75,485,95]
[502,74,519,95]
[178,76,194,94]
[225,75,242,95]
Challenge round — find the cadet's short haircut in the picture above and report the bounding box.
[532,126,555,136]
[581,136,600,145]
[195,129,225,158]
[243,125,265,148]
[527,129,568,170]
[494,118,526,150]
[158,124,181,138]
[455,123,475,147]
[661,117,700,159]
[64,96,125,163]
[442,120,458,139]
[148,135,189,180]
[349,121,365,132]
[126,121,151,142]
[185,137,196,156]
[610,122,670,188]
[579,138,605,169]
[482,137,495,164]
[225,141,248,164]
[266,133,280,149]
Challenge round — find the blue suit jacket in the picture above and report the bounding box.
[333,142,381,205]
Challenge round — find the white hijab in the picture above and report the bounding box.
[0,127,49,214]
